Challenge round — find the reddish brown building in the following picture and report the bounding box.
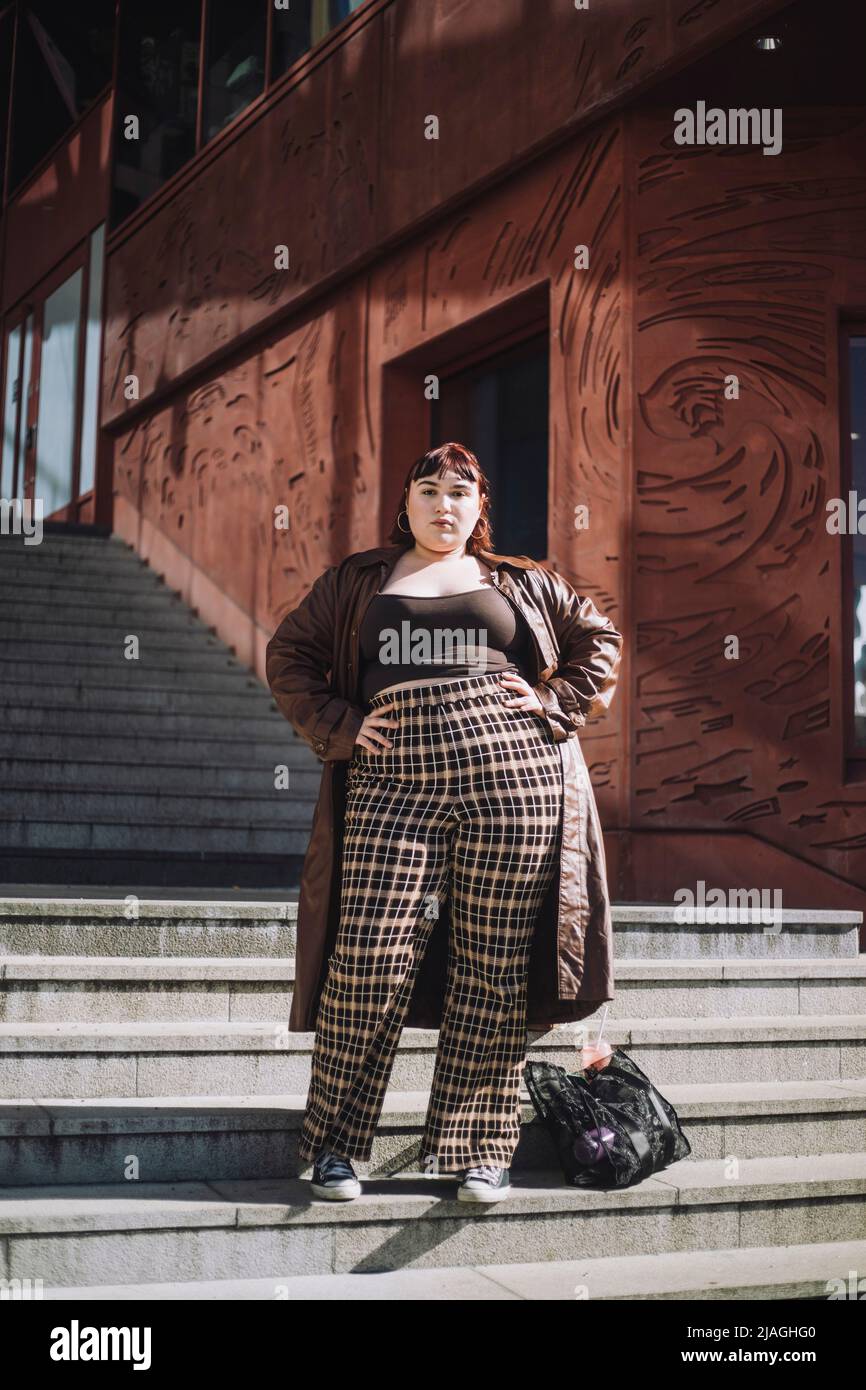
[2,0,865,923]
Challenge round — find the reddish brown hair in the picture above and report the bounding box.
[385,442,494,553]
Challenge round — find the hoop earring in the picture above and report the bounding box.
[397,509,412,533]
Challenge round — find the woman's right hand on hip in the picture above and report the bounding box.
[353,702,400,754]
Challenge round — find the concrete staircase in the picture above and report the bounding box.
[0,529,316,888]
[1,897,865,1299]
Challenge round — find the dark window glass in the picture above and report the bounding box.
[203,0,266,143]
[849,335,866,749]
[8,0,115,192]
[111,3,201,227]
[329,0,369,24]
[0,9,13,195]
[271,0,368,81]
[431,334,549,559]
[271,0,311,80]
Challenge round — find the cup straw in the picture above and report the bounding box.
[594,1005,609,1051]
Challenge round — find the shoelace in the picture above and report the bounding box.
[463,1164,503,1183]
[316,1150,355,1178]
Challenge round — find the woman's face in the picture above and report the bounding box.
[405,470,482,552]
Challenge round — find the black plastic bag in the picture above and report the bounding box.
[523,1048,692,1188]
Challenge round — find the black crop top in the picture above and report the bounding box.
[359,587,534,704]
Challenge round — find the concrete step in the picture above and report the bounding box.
[0,544,162,570]
[0,954,296,1022]
[3,955,865,1024]
[5,597,229,630]
[0,897,858,959]
[35,1238,866,1300]
[0,732,307,763]
[0,570,181,598]
[3,1153,865,1286]
[0,583,208,615]
[0,1020,586,1097]
[592,905,862,960]
[0,758,320,795]
[0,815,312,855]
[0,534,137,560]
[0,555,157,580]
[0,853,305,892]
[0,704,288,738]
[0,886,302,900]
[1,1014,864,1097]
[0,784,316,822]
[606,957,866,1017]
[0,618,221,644]
[1,646,255,676]
[0,681,273,714]
[0,658,263,687]
[0,897,301,958]
[2,1078,865,1185]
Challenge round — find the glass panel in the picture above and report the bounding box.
[1,313,34,503]
[8,0,115,192]
[111,3,202,227]
[850,335,866,748]
[272,0,313,79]
[1,322,22,499]
[203,0,266,143]
[0,9,13,196]
[35,269,83,516]
[271,0,369,81]
[430,334,549,559]
[79,223,105,496]
[20,312,34,491]
[329,0,369,24]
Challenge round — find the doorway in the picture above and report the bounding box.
[430,332,549,559]
[1,222,105,524]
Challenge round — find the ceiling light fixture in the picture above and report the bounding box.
[754,36,782,51]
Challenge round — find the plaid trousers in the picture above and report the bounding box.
[297,670,564,1172]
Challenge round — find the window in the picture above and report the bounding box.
[844,329,866,752]
[8,0,115,193]
[0,8,12,196]
[112,3,202,226]
[203,0,266,144]
[35,268,83,516]
[1,224,105,517]
[79,224,106,497]
[430,334,549,559]
[271,1,370,82]
[109,0,373,229]
[1,316,32,501]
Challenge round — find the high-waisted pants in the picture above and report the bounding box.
[297,670,564,1172]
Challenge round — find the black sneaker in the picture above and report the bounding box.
[457,1164,511,1203]
[310,1147,362,1200]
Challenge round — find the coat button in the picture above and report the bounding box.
[314,741,325,753]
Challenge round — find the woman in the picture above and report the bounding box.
[265,442,623,1204]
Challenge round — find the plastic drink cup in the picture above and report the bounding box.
[581,1041,614,1073]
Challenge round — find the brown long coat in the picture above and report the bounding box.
[265,544,623,1033]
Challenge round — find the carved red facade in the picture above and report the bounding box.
[83,0,866,918]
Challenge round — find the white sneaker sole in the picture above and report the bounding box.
[457,1184,511,1203]
[310,1179,362,1200]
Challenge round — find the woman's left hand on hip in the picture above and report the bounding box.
[498,672,545,716]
